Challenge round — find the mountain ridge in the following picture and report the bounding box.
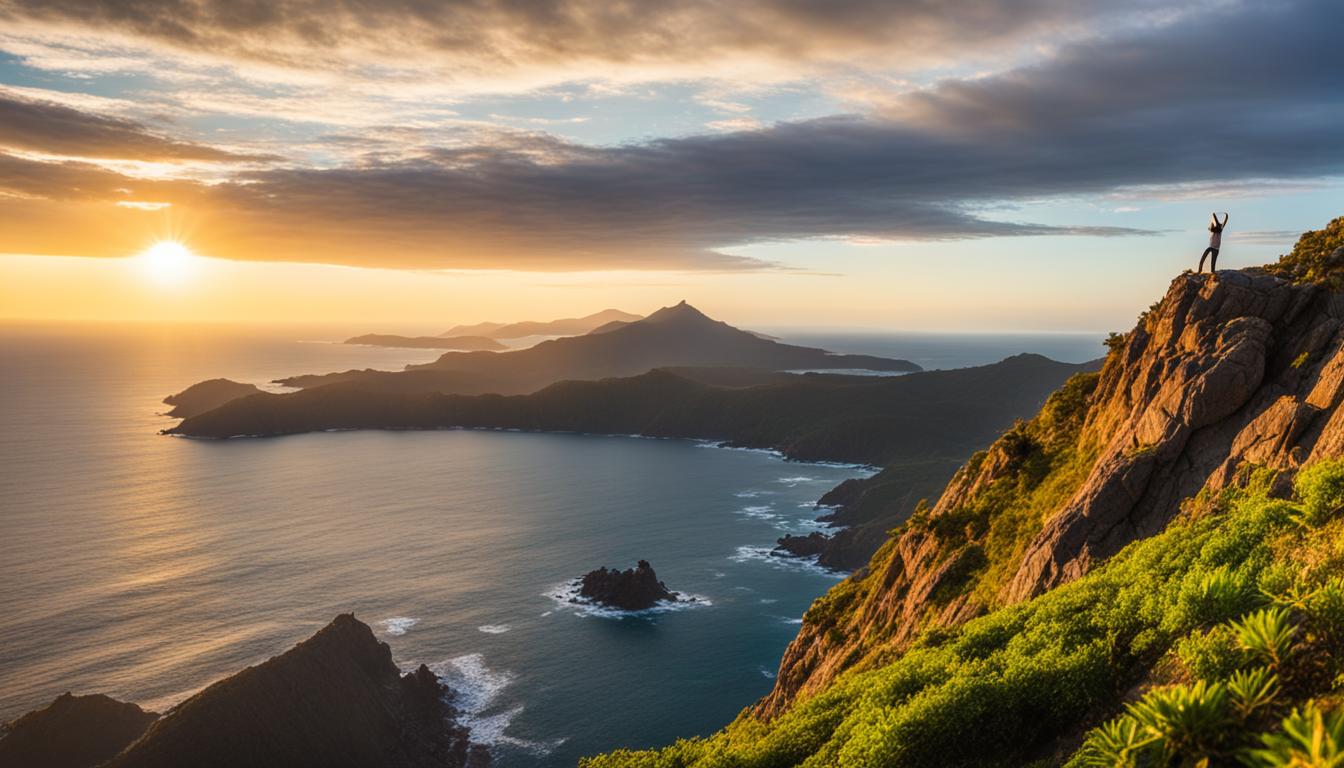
[441,308,642,339]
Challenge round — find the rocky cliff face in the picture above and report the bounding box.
[759,268,1344,718]
[0,615,489,768]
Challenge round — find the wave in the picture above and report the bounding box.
[379,617,418,636]
[729,545,846,578]
[736,504,778,520]
[430,654,565,757]
[543,580,712,619]
[477,624,511,634]
[758,666,777,679]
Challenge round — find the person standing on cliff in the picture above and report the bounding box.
[1198,212,1229,273]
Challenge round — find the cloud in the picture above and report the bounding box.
[0,0,1338,272]
[0,89,271,162]
[0,0,1193,89]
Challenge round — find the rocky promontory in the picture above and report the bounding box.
[162,378,262,419]
[771,532,829,558]
[576,560,679,610]
[0,693,158,768]
[0,614,489,768]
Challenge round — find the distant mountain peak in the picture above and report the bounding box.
[643,300,715,325]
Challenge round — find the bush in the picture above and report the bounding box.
[1267,216,1344,288]
[1294,460,1344,527]
[1177,625,1247,681]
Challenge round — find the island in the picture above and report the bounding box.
[161,378,263,419]
[576,560,679,610]
[343,334,506,351]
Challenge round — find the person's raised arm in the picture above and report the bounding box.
[1211,213,1220,228]
[1221,212,1229,227]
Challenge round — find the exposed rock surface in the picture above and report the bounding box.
[162,378,262,419]
[0,615,488,768]
[0,693,157,768]
[771,532,829,558]
[577,560,678,610]
[759,270,1344,719]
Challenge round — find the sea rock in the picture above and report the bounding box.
[0,693,158,768]
[162,378,263,419]
[577,560,678,610]
[771,532,829,558]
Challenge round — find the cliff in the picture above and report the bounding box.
[0,615,488,768]
[759,267,1344,717]
[586,217,1344,768]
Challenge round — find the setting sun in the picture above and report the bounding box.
[135,241,199,285]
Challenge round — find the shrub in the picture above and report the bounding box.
[1266,216,1344,288]
[1177,625,1247,681]
[1294,460,1344,527]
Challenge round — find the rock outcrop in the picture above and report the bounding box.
[162,378,262,419]
[771,532,829,558]
[0,693,157,768]
[577,560,679,610]
[0,615,489,768]
[759,268,1344,719]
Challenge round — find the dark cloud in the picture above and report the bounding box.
[0,0,1182,76]
[0,92,271,162]
[0,0,1338,270]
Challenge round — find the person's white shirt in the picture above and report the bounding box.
[1209,228,1223,249]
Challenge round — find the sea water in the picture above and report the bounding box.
[0,322,1098,765]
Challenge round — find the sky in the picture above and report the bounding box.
[0,0,1340,331]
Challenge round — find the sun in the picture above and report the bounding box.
[136,241,200,285]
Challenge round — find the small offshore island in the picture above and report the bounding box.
[575,560,681,611]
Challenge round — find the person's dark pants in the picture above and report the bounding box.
[1199,247,1219,273]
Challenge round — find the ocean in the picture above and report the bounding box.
[0,322,1103,765]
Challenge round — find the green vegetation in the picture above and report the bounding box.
[583,460,1344,768]
[1266,216,1344,288]
[910,370,1103,608]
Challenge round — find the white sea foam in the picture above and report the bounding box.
[430,654,562,755]
[759,666,777,679]
[759,598,778,604]
[775,476,818,486]
[734,489,771,498]
[478,624,512,634]
[730,545,845,578]
[380,617,418,636]
[736,504,777,520]
[779,616,804,625]
[543,580,711,619]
